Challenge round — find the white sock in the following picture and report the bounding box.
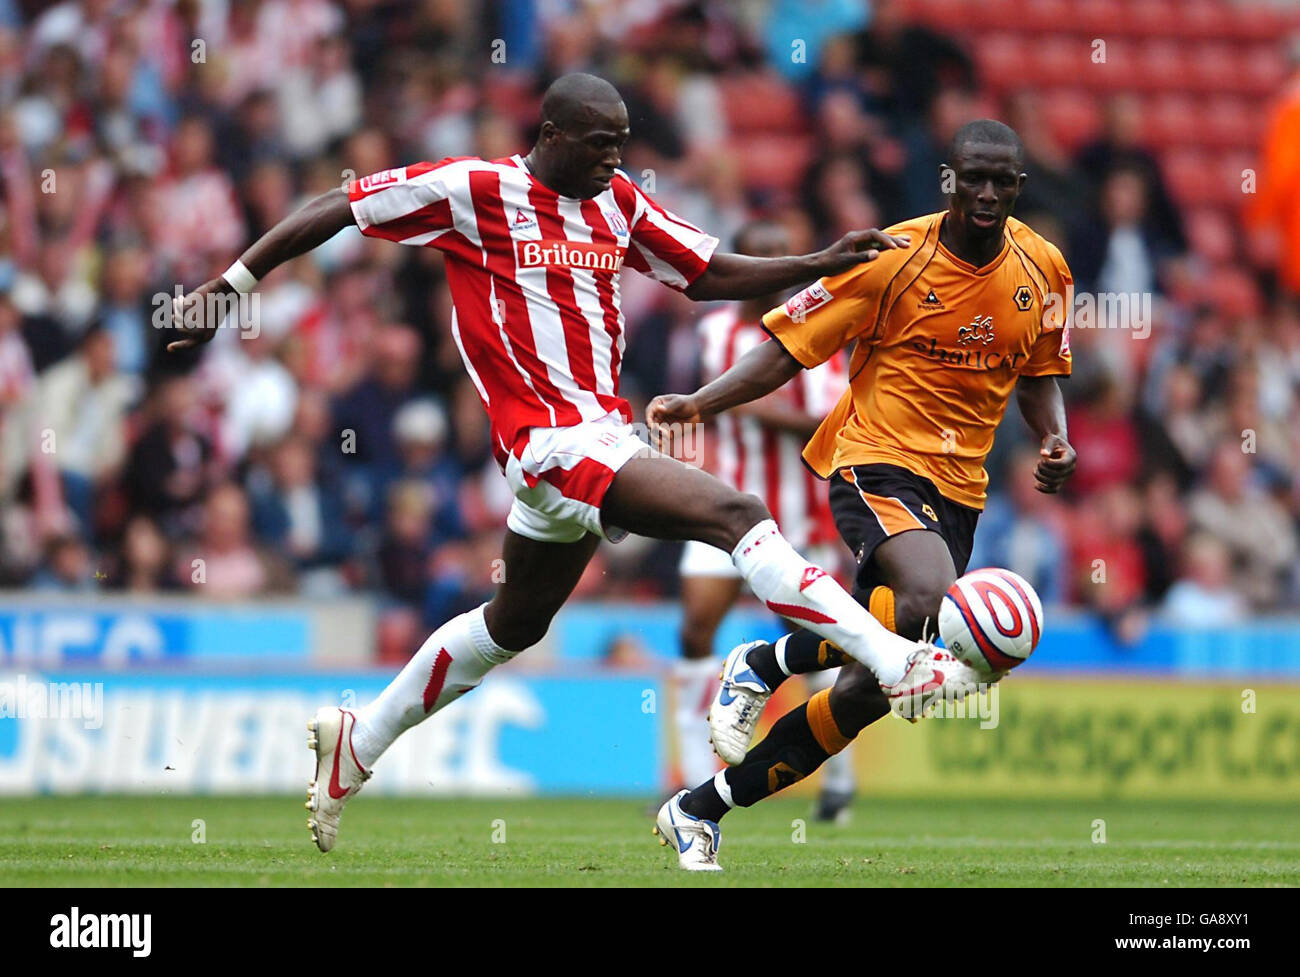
[731,520,914,686]
[773,633,794,677]
[713,769,735,811]
[351,604,516,767]
[673,657,721,787]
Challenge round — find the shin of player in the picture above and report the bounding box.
[347,604,512,768]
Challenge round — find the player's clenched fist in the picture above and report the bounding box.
[1034,433,1077,494]
[166,277,235,352]
[647,393,701,427]
[646,393,701,455]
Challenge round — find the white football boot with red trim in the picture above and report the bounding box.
[306,707,371,852]
[882,644,983,720]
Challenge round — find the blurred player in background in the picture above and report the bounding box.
[169,73,976,861]
[674,219,855,822]
[649,120,1077,866]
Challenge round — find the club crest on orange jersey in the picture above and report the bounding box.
[957,314,995,346]
[785,281,833,321]
[1014,285,1034,312]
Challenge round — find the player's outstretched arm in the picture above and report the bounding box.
[647,339,803,430]
[683,228,910,302]
[167,188,356,352]
[1016,375,1076,494]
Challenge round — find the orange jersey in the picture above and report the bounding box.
[763,213,1072,509]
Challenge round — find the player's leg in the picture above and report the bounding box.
[602,454,924,689]
[677,484,970,825]
[351,528,601,765]
[306,528,598,852]
[675,544,744,788]
[806,667,856,823]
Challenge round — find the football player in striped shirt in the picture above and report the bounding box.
[169,73,981,863]
[648,120,1077,867]
[675,219,856,822]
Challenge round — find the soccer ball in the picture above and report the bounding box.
[938,567,1044,677]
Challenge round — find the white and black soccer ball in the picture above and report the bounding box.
[938,567,1044,677]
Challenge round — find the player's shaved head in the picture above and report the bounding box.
[948,119,1025,169]
[939,119,1026,264]
[528,73,629,198]
[540,73,624,130]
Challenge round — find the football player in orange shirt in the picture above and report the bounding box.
[648,120,1078,864]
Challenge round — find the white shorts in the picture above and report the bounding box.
[503,412,648,544]
[679,539,841,579]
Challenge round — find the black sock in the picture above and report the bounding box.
[679,778,729,823]
[726,702,831,807]
[746,631,849,690]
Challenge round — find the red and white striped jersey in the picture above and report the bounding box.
[348,155,718,465]
[696,306,846,549]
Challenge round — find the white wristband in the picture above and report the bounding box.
[221,260,258,294]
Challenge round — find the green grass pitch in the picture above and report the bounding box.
[1,795,1297,887]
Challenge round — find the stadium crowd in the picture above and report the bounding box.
[1,0,1297,656]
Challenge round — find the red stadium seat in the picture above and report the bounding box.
[1145,94,1201,150]
[975,0,1023,31]
[1162,147,1213,205]
[1126,0,1180,38]
[1019,0,1075,33]
[1185,207,1237,264]
[719,73,805,136]
[1031,35,1093,89]
[1179,0,1228,40]
[1073,0,1128,36]
[734,133,813,193]
[1188,41,1244,95]
[977,33,1033,92]
[1202,266,1263,319]
[1042,88,1102,152]
[1135,40,1188,93]
[1088,37,1142,92]
[1201,95,1261,148]
[1242,44,1289,97]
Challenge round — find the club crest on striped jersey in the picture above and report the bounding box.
[603,208,630,239]
[516,239,627,272]
[785,281,833,319]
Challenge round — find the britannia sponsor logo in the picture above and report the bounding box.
[516,239,626,272]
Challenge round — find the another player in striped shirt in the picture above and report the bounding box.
[169,73,981,865]
[674,219,856,821]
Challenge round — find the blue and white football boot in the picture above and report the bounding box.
[654,789,723,871]
[707,640,772,765]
